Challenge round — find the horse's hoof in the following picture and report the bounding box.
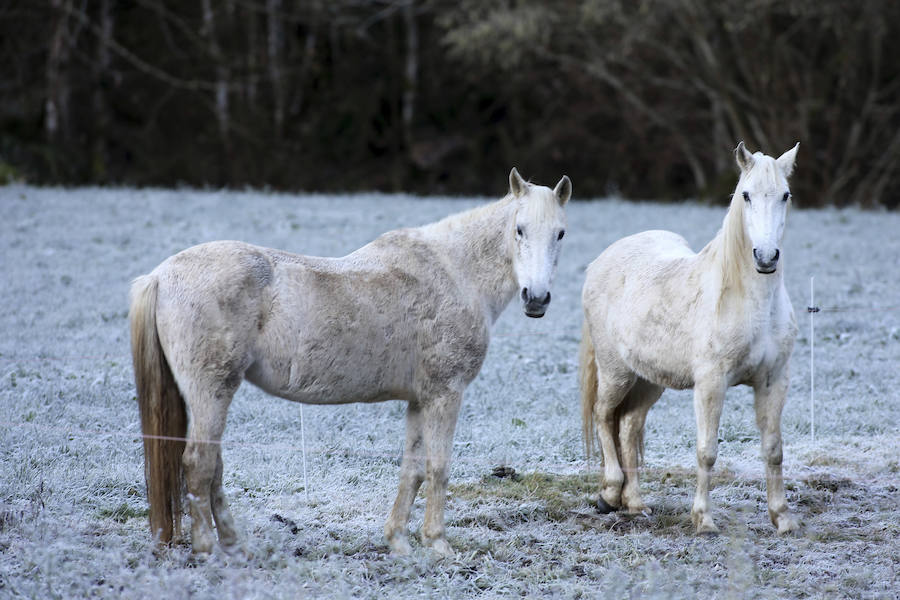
[596,496,618,514]
[186,550,213,567]
[624,504,651,516]
[387,533,412,556]
[426,538,455,559]
[692,510,719,535]
[695,521,720,536]
[776,515,799,535]
[221,542,250,559]
[190,542,216,558]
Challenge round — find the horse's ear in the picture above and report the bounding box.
[554,175,572,205]
[776,142,799,179]
[734,141,754,173]
[509,167,527,197]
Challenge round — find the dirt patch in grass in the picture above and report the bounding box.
[450,471,596,524]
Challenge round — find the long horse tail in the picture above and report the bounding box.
[578,319,599,461]
[130,274,187,545]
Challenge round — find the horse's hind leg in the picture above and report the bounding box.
[211,449,239,549]
[617,378,663,514]
[754,373,798,534]
[182,383,238,555]
[385,402,425,555]
[593,370,636,512]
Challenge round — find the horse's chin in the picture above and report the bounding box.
[524,310,546,319]
[755,266,777,274]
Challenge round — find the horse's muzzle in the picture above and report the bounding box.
[753,248,779,274]
[522,288,551,318]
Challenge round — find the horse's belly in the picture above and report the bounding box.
[606,299,696,390]
[621,344,694,390]
[245,337,414,404]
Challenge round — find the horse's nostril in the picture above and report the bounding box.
[773,249,780,262]
[521,287,529,302]
[752,248,760,261]
[543,291,551,305]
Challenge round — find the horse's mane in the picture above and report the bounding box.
[425,193,516,235]
[717,189,749,299]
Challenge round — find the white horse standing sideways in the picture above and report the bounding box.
[580,142,800,534]
[130,168,571,556]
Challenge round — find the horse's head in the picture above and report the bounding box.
[734,141,799,274]
[508,167,571,318]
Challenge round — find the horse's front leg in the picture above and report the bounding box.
[691,377,726,534]
[420,391,462,558]
[384,402,425,555]
[754,372,799,534]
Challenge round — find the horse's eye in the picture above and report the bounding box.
[782,192,791,202]
[516,226,523,237]
[742,191,750,203]
[557,230,565,241]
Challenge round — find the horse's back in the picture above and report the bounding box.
[145,232,489,404]
[590,229,691,270]
[585,230,695,300]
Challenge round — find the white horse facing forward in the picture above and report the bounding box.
[131,168,571,556]
[580,142,800,534]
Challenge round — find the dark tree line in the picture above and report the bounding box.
[1,0,898,207]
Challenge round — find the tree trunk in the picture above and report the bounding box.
[401,0,417,151]
[201,0,231,180]
[267,0,285,138]
[46,0,72,145]
[246,4,258,105]
[91,0,113,182]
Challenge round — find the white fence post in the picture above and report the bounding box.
[300,404,310,501]
[809,276,816,442]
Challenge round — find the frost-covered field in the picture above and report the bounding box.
[1,185,897,599]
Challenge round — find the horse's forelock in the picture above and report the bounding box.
[744,153,784,191]
[518,185,565,224]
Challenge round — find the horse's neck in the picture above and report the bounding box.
[424,197,518,322]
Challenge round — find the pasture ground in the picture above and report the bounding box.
[1,186,897,598]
